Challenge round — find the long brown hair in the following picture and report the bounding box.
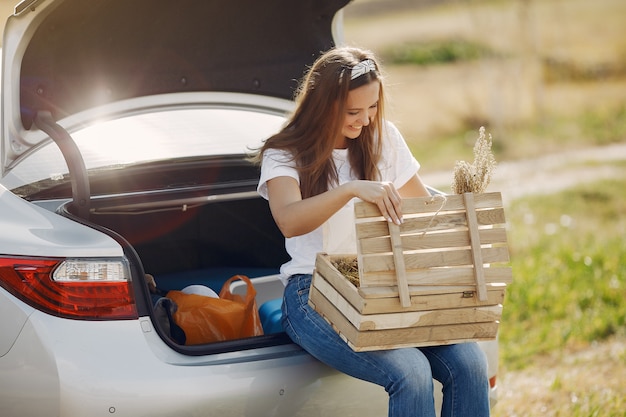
[255,46,386,199]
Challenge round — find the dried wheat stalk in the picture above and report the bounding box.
[452,126,497,194]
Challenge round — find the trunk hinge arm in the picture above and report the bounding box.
[34,111,91,220]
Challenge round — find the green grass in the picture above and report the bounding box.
[500,177,626,370]
[382,39,497,66]
[581,103,626,145]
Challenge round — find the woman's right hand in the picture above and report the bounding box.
[349,180,403,225]
[266,176,409,238]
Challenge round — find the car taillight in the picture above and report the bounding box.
[0,256,138,320]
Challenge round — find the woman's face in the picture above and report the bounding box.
[336,80,380,148]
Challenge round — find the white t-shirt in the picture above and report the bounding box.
[257,121,420,285]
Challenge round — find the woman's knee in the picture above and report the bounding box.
[455,343,488,379]
[382,349,434,390]
[424,343,488,385]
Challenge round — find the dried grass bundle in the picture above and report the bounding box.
[332,257,360,286]
[452,126,497,194]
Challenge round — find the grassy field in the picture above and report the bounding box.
[502,175,626,367]
[493,176,626,417]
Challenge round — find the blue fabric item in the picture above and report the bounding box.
[259,298,284,334]
[154,267,279,292]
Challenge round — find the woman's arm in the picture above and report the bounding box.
[266,176,405,238]
[398,173,431,198]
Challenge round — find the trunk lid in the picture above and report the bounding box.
[2,0,350,175]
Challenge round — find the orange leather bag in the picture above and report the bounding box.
[167,275,264,345]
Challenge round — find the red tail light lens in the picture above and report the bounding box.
[0,256,138,320]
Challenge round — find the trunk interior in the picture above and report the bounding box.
[57,162,291,349]
[92,196,287,292]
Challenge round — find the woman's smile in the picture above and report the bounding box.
[337,80,380,145]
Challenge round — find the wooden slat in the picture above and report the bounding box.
[358,283,506,300]
[360,246,510,277]
[403,192,504,214]
[359,227,508,255]
[355,286,505,314]
[348,321,500,352]
[354,192,504,218]
[388,222,411,307]
[355,208,506,240]
[464,193,488,301]
[356,211,467,239]
[359,304,502,331]
[356,266,513,287]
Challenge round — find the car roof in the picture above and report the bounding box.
[2,0,350,174]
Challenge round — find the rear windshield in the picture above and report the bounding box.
[2,107,285,192]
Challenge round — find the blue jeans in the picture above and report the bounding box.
[282,274,490,417]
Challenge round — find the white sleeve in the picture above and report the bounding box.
[257,148,299,200]
[379,121,421,187]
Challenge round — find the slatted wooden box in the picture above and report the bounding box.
[308,192,512,351]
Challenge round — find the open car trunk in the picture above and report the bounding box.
[51,155,292,351]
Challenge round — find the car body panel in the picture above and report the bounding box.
[0,305,389,417]
[0,287,32,357]
[0,184,122,257]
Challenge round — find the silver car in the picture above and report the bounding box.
[0,1,498,416]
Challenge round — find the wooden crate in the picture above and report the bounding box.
[308,192,512,351]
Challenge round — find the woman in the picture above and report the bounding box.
[255,46,490,417]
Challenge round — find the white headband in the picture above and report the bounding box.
[350,59,377,80]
